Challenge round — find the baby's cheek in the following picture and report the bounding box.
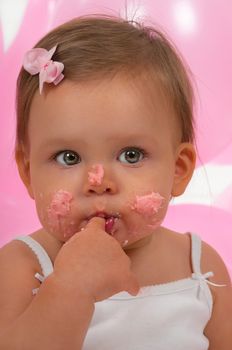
[126,191,165,239]
[46,189,75,238]
[130,191,164,217]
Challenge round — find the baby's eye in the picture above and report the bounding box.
[118,147,146,164]
[54,150,81,166]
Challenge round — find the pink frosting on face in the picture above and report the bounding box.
[130,192,164,216]
[88,164,104,185]
[47,190,73,232]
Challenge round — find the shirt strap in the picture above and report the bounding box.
[190,233,226,287]
[190,233,202,275]
[15,235,54,278]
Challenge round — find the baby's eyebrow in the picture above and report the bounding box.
[36,138,87,151]
[102,133,157,143]
[39,133,157,149]
[105,136,159,149]
[39,137,87,149]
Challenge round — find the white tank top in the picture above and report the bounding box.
[15,233,218,350]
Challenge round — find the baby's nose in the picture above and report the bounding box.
[83,164,117,196]
[86,183,116,195]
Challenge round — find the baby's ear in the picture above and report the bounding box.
[15,147,35,199]
[171,142,196,197]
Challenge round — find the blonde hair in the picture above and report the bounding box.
[15,14,195,156]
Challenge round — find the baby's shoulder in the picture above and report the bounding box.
[200,239,231,288]
[162,229,231,287]
[200,240,232,346]
[0,237,39,264]
[0,238,42,330]
[163,229,231,282]
[0,238,42,285]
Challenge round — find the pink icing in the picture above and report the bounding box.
[88,164,104,185]
[47,190,73,233]
[130,192,164,216]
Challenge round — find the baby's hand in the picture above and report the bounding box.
[53,217,140,302]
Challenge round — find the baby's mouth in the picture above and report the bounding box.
[86,212,120,235]
[104,216,117,234]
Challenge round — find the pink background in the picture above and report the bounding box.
[0,1,231,275]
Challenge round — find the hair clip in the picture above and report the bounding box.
[23,45,64,94]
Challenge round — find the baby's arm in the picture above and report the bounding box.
[0,218,139,349]
[0,240,95,350]
[202,241,232,349]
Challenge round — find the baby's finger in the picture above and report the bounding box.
[85,216,106,230]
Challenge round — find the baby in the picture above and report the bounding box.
[0,15,231,350]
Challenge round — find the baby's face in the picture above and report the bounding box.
[25,76,183,249]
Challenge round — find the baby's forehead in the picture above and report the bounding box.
[32,73,174,113]
[29,75,181,146]
[32,76,169,111]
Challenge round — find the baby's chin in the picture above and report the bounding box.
[120,230,155,251]
[109,220,160,249]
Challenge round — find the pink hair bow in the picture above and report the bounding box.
[23,45,64,94]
